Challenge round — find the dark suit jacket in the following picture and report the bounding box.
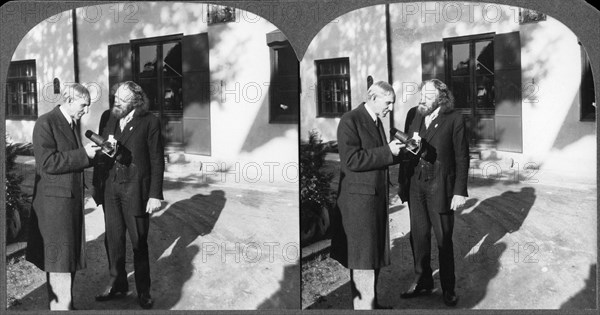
[397,106,418,203]
[403,107,469,211]
[330,103,398,269]
[26,105,91,272]
[93,110,164,216]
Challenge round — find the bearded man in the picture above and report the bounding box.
[92,81,164,309]
[398,79,469,307]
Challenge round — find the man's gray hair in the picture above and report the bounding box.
[367,81,395,101]
[61,83,90,102]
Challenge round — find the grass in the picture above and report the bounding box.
[301,253,348,308]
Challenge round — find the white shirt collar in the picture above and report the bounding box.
[364,102,378,123]
[428,106,441,120]
[121,108,135,123]
[59,105,73,125]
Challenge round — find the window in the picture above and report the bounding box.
[131,34,183,115]
[6,60,37,120]
[111,32,211,154]
[267,31,299,123]
[444,34,496,145]
[580,44,595,121]
[316,58,351,117]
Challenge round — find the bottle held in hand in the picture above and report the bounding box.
[390,128,420,155]
[85,131,118,158]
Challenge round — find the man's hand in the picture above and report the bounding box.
[146,198,161,214]
[84,143,101,159]
[450,195,466,211]
[388,139,405,156]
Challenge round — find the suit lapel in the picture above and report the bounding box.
[53,106,79,147]
[118,115,143,145]
[358,103,383,146]
[424,112,448,142]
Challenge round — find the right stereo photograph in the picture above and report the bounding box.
[299,1,596,310]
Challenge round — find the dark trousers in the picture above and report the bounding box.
[103,180,151,294]
[408,176,456,293]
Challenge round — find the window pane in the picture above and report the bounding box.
[316,58,351,116]
[476,75,494,108]
[8,64,18,78]
[476,40,494,75]
[451,43,470,75]
[23,103,31,116]
[139,78,158,111]
[163,77,182,111]
[163,42,182,78]
[451,76,470,109]
[139,45,157,78]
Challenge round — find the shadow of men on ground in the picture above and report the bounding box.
[257,262,301,309]
[150,190,227,309]
[453,187,536,308]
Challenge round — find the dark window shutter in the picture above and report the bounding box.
[494,31,522,152]
[421,41,445,82]
[108,43,132,91]
[182,33,211,155]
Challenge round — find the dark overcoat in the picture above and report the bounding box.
[92,110,164,215]
[26,106,90,272]
[403,107,470,210]
[330,103,397,269]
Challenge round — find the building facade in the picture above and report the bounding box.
[6,2,299,171]
[300,2,596,181]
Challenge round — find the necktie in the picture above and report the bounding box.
[376,118,386,144]
[71,122,81,148]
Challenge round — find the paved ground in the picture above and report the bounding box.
[7,157,300,310]
[303,158,597,310]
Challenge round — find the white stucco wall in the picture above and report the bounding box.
[7,12,75,143]
[300,5,388,141]
[299,2,595,179]
[7,2,298,166]
[389,1,595,178]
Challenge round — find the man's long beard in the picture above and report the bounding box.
[111,105,131,119]
[417,99,440,116]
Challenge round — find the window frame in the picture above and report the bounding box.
[130,33,184,118]
[579,42,596,122]
[315,57,351,118]
[6,59,38,120]
[267,36,300,124]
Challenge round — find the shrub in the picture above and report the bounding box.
[5,136,27,242]
[300,130,335,244]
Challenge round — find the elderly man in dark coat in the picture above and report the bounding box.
[330,81,403,309]
[26,83,101,310]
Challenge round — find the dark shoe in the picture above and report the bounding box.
[400,283,434,298]
[443,291,458,306]
[95,287,128,302]
[138,292,154,309]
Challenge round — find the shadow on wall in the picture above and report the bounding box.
[239,93,297,154]
[301,5,388,141]
[551,90,596,151]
